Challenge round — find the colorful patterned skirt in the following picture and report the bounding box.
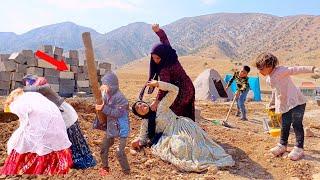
[67,121,96,169]
[0,149,73,175]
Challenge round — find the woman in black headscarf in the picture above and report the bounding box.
[147,24,195,120]
[133,24,195,150]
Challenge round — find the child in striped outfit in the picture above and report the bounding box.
[226,65,251,121]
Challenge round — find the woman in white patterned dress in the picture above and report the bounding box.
[131,80,235,172]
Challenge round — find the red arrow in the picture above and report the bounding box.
[35,50,68,71]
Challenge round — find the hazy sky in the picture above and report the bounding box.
[0,0,319,34]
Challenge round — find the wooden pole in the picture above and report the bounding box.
[82,32,107,123]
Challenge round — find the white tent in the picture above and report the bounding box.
[193,69,234,101]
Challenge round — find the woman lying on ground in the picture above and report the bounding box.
[132,80,235,172]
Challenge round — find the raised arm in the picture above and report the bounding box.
[156,67,171,102]
[157,81,179,111]
[226,72,237,88]
[147,80,178,112]
[152,24,170,46]
[282,66,315,76]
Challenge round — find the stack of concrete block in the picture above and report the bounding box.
[77,60,111,94]
[44,68,60,93]
[0,71,11,96]
[76,59,91,94]
[0,45,112,97]
[0,53,24,95]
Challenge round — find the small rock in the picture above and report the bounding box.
[313,173,320,179]
[206,166,218,175]
[134,175,140,178]
[305,128,315,137]
[125,147,130,153]
[289,177,299,180]
[140,158,148,163]
[144,159,155,168]
[92,139,102,145]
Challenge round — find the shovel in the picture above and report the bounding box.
[212,91,238,128]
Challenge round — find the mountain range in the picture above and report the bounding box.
[1,13,320,66]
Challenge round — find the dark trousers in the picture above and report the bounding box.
[280,103,306,148]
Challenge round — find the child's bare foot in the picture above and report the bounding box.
[99,167,110,176]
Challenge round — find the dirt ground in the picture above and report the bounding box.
[0,96,320,180]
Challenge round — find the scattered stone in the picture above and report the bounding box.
[313,173,320,179]
[206,166,218,175]
[305,128,315,137]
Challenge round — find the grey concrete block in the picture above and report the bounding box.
[53,46,63,56]
[11,72,24,81]
[99,62,111,70]
[53,54,64,61]
[0,71,12,81]
[0,60,16,72]
[11,81,23,89]
[26,57,38,67]
[37,59,55,69]
[59,79,75,86]
[16,64,27,74]
[83,66,88,73]
[21,50,34,58]
[44,76,59,84]
[72,58,79,66]
[40,45,53,55]
[77,80,90,88]
[0,89,9,96]
[60,72,74,79]
[66,58,79,66]
[78,66,84,73]
[65,58,72,65]
[69,50,78,59]
[59,85,74,94]
[26,67,44,77]
[44,68,60,77]
[0,54,10,61]
[0,81,11,90]
[78,87,91,94]
[75,73,88,81]
[70,66,78,73]
[99,68,111,76]
[9,52,27,64]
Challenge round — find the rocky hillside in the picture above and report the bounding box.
[1,13,320,66]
